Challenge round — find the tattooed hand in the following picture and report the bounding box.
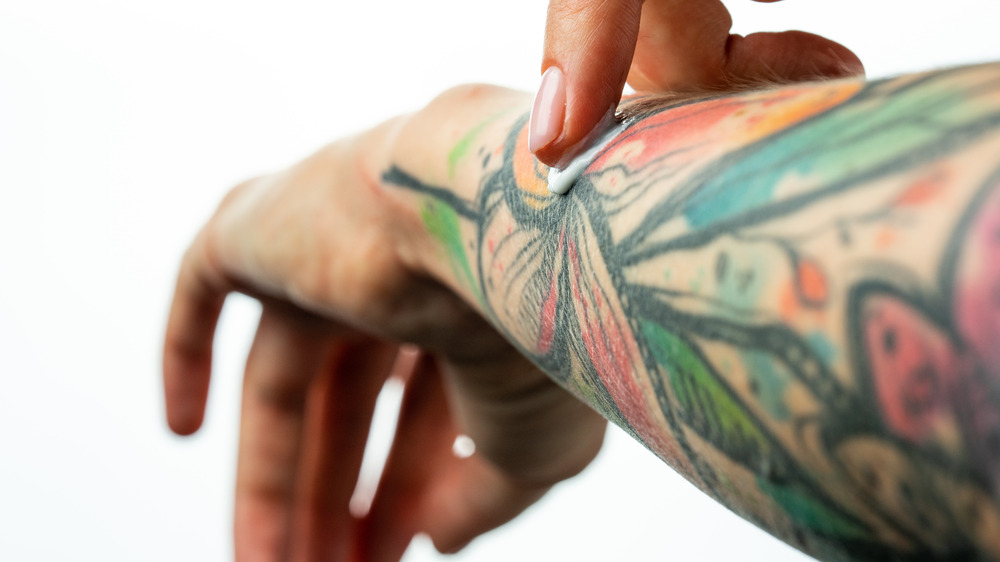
[162,122,606,561]
[533,0,864,167]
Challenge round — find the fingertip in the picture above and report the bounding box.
[165,391,206,435]
[531,95,619,170]
[429,532,472,556]
[162,237,227,436]
[530,138,565,169]
[728,31,865,86]
[163,353,209,435]
[419,456,549,559]
[167,416,202,437]
[785,32,865,79]
[163,309,216,436]
[826,43,865,78]
[423,509,473,557]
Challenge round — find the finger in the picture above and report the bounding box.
[354,355,557,559]
[626,0,738,92]
[233,306,330,562]
[388,344,420,385]
[351,352,455,562]
[163,231,230,436]
[419,354,607,553]
[438,352,607,486]
[628,0,863,91]
[288,340,397,562]
[723,30,865,87]
[533,0,644,167]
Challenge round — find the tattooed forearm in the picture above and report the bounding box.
[385,64,1000,561]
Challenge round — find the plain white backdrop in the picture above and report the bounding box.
[1,1,998,560]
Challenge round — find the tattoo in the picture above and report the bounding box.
[385,64,1000,561]
[446,109,508,179]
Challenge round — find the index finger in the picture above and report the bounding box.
[163,231,231,436]
[533,0,644,168]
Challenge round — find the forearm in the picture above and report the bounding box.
[376,65,1000,560]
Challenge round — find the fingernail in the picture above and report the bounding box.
[529,66,566,153]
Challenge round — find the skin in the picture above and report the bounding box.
[166,63,1000,561]
[533,0,865,167]
[164,114,607,561]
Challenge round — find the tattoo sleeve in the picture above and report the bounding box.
[383,64,1000,561]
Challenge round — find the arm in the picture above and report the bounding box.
[166,63,1000,561]
[378,64,1000,560]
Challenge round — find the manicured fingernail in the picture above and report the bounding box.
[529,66,566,153]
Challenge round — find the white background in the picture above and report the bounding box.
[1,1,998,560]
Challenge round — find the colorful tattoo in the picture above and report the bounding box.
[386,64,1000,561]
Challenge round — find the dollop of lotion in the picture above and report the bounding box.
[547,115,626,195]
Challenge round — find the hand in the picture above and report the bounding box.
[530,0,865,167]
[162,133,607,560]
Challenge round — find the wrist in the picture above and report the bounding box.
[348,113,432,279]
[374,85,533,304]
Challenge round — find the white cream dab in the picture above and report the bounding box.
[547,116,626,195]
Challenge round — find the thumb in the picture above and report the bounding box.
[420,454,550,555]
[532,0,644,168]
